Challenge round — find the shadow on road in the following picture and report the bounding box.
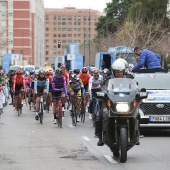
[140,129,170,137]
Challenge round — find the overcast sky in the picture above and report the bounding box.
[44,0,112,12]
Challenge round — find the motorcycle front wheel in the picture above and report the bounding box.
[120,127,128,163]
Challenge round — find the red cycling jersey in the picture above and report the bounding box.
[78,73,91,86]
[62,71,69,85]
[13,75,26,90]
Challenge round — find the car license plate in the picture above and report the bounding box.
[149,116,170,122]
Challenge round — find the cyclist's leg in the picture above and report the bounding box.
[43,88,47,109]
[68,90,74,110]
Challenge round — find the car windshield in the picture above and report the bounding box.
[134,73,170,90]
[107,78,138,92]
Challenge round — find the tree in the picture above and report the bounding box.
[95,0,132,36]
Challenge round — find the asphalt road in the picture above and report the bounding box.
[1,102,170,170]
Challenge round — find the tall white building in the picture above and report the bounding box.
[167,0,170,18]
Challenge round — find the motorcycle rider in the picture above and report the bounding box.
[97,59,129,146]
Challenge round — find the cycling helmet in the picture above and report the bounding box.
[102,68,109,74]
[82,67,88,73]
[70,74,77,80]
[35,70,39,75]
[55,68,62,76]
[90,67,97,72]
[60,65,66,70]
[116,58,129,68]
[48,70,53,76]
[45,71,50,75]
[39,69,45,74]
[73,69,80,75]
[16,69,23,75]
[93,70,99,76]
[112,60,126,71]
[30,70,35,74]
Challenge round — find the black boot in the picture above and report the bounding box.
[94,120,99,138]
[97,118,104,146]
[97,139,104,146]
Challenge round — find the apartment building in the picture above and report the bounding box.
[167,0,170,18]
[45,7,101,65]
[0,0,44,66]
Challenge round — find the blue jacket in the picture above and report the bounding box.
[133,49,161,70]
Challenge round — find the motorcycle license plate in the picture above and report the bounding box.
[149,116,170,122]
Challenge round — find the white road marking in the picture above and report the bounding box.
[69,125,75,128]
[103,155,118,164]
[82,136,91,141]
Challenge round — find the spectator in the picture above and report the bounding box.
[132,47,161,71]
[100,60,106,70]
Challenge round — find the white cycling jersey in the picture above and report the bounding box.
[88,75,103,91]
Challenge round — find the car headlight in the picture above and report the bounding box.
[116,103,129,112]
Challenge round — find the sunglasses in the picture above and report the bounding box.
[94,74,99,77]
[82,72,87,74]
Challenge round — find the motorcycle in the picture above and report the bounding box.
[95,78,147,163]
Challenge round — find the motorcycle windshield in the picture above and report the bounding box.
[107,78,138,94]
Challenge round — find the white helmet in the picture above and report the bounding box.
[112,60,126,71]
[90,67,97,72]
[116,58,129,68]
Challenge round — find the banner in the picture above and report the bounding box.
[3,54,11,72]
[11,54,20,61]
[67,54,75,60]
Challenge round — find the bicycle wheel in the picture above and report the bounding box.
[72,104,77,126]
[46,94,50,113]
[81,101,85,123]
[58,101,62,128]
[39,102,43,124]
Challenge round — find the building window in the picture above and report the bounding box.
[58,22,61,25]
[62,40,66,43]
[78,34,81,37]
[68,34,72,37]
[46,45,49,48]
[62,22,66,25]
[78,40,81,43]
[68,16,72,20]
[58,16,61,20]
[62,28,66,31]
[62,34,66,37]
[46,34,49,37]
[77,28,81,31]
[2,12,6,16]
[78,16,81,20]
[53,51,56,55]
[53,34,56,37]
[2,2,6,7]
[45,39,49,43]
[58,34,61,37]
[68,22,72,26]
[53,22,57,25]
[54,16,57,20]
[84,17,86,20]
[74,22,76,25]
[54,45,57,49]
[74,16,77,20]
[46,16,49,20]
[68,28,72,31]
[74,28,76,31]
[62,16,66,20]
[46,28,49,31]
[45,21,49,26]
[84,22,86,26]
[74,34,76,37]
[78,22,81,25]
[54,28,57,31]
[9,13,13,16]
[54,40,57,43]
[68,40,72,43]
[58,28,61,31]
[46,51,49,55]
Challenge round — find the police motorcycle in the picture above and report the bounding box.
[95,78,147,163]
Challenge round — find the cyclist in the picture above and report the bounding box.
[68,74,84,122]
[52,68,67,124]
[34,69,49,121]
[88,69,103,118]
[78,67,91,113]
[8,70,15,105]
[12,69,26,113]
[45,70,53,111]
[60,66,69,85]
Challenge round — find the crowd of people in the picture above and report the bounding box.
[0,47,163,146]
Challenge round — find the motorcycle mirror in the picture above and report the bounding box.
[139,92,148,99]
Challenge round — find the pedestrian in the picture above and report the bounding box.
[100,60,106,70]
[131,47,161,71]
